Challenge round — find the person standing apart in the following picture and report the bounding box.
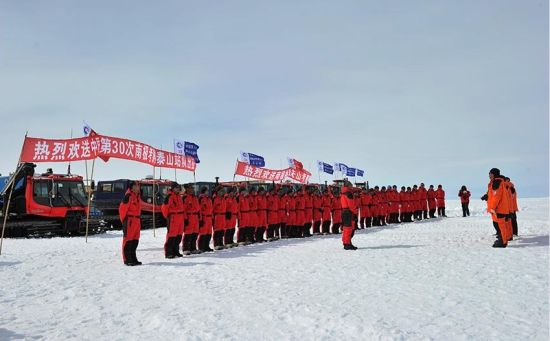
[119,181,142,266]
[458,186,471,217]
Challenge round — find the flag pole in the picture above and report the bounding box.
[173,140,177,183]
[1,132,27,255]
[85,158,96,243]
[152,166,156,237]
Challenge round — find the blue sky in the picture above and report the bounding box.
[0,0,548,197]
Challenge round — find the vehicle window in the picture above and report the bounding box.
[101,183,112,192]
[33,181,49,198]
[114,182,125,192]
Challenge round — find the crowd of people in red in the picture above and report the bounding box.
[118,181,450,265]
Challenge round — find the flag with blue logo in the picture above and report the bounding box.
[184,141,200,163]
[357,169,364,177]
[335,163,349,174]
[240,151,265,167]
[174,139,200,163]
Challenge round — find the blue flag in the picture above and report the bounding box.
[346,167,356,176]
[336,163,349,173]
[184,141,200,164]
[240,151,265,167]
[357,169,364,177]
[317,161,334,175]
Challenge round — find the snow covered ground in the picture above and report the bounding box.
[0,198,548,340]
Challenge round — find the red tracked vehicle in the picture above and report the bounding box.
[0,163,105,237]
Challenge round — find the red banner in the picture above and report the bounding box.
[235,161,311,184]
[21,135,196,171]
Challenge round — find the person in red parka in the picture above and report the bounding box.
[399,186,407,223]
[183,184,201,255]
[341,181,358,250]
[435,185,447,217]
[198,186,214,252]
[303,187,314,237]
[237,187,252,245]
[321,188,332,234]
[411,185,421,221]
[331,187,342,234]
[224,187,238,247]
[161,183,184,259]
[255,187,268,242]
[418,183,429,219]
[427,185,437,218]
[312,188,323,235]
[119,181,142,266]
[248,187,259,243]
[458,185,471,217]
[278,188,289,239]
[266,187,280,241]
[287,189,298,238]
[212,186,227,250]
[360,189,372,228]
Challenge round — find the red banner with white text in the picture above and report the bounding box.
[21,135,196,171]
[235,161,311,183]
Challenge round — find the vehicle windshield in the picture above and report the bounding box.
[140,183,172,205]
[53,181,87,207]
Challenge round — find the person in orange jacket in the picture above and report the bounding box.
[248,188,259,243]
[418,183,429,219]
[303,187,314,237]
[224,187,238,247]
[278,187,289,239]
[237,187,252,245]
[255,187,268,242]
[321,188,333,234]
[341,181,358,250]
[331,187,342,234]
[212,187,227,250]
[161,183,185,258]
[183,184,201,255]
[484,168,513,247]
[359,188,370,228]
[435,185,447,217]
[287,189,298,238]
[458,185,471,217]
[312,188,323,235]
[266,187,280,241]
[119,181,142,266]
[427,185,437,218]
[505,177,519,236]
[370,187,380,226]
[399,186,408,222]
[198,186,214,252]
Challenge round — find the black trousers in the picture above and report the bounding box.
[511,213,518,235]
[461,203,470,217]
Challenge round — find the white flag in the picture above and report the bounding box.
[174,139,185,155]
[239,151,250,164]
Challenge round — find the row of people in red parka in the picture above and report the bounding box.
[118,181,448,265]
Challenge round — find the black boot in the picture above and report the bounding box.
[165,237,176,259]
[191,234,202,254]
[173,235,183,257]
[204,234,213,252]
[343,244,357,250]
[123,240,134,265]
[130,240,142,265]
